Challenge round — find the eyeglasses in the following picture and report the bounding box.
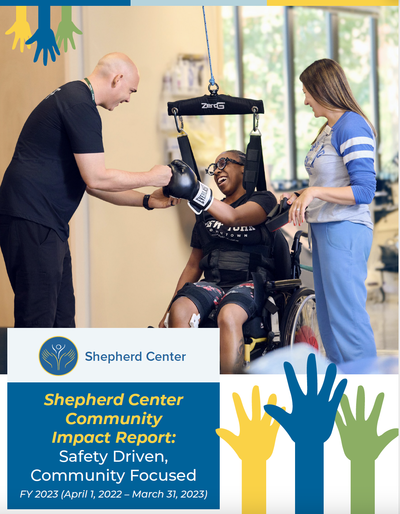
[205,157,244,176]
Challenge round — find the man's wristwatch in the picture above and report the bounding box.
[143,194,154,210]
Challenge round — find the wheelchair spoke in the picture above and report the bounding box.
[281,289,324,355]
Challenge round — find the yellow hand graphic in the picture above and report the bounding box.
[216,386,284,514]
[5,6,32,52]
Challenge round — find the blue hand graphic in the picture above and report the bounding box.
[25,6,60,66]
[264,353,347,514]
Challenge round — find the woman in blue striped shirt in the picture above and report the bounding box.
[283,58,376,364]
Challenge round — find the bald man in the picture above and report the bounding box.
[0,52,174,328]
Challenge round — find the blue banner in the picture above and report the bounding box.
[8,382,220,510]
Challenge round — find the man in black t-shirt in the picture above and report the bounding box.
[159,150,277,374]
[0,52,175,328]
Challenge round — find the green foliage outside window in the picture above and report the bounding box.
[222,6,398,184]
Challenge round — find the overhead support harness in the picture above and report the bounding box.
[167,6,266,198]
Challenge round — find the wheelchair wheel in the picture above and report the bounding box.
[280,288,324,354]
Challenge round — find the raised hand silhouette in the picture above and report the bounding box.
[217,385,284,514]
[5,6,32,53]
[25,6,60,66]
[264,353,347,514]
[336,385,399,514]
[56,6,82,52]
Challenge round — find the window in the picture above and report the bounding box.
[377,6,398,179]
[294,8,327,180]
[222,6,398,185]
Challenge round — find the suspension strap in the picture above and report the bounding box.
[171,107,201,181]
[243,133,266,197]
[177,134,201,181]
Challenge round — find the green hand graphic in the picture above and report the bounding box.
[5,6,32,52]
[56,6,82,52]
[335,385,399,514]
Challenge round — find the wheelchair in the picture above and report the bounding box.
[241,229,323,366]
[195,228,323,366]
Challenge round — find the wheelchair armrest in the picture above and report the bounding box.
[265,198,290,232]
[265,279,302,291]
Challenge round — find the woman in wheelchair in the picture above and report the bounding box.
[159,150,277,374]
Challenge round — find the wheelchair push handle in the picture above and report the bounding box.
[294,230,309,243]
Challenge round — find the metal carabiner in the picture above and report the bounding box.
[252,106,261,134]
[208,82,219,96]
[172,108,186,135]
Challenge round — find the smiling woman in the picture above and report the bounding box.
[282,58,377,365]
[206,154,245,200]
[159,150,277,374]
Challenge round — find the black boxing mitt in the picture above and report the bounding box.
[164,160,213,214]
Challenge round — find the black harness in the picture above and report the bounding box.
[168,89,265,199]
[169,89,273,293]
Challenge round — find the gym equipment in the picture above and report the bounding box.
[163,7,323,364]
[167,7,265,199]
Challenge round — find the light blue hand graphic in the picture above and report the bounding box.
[264,353,347,514]
[56,6,82,52]
[25,6,60,66]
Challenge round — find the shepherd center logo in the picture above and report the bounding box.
[39,336,78,375]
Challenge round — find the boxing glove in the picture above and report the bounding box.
[164,160,213,215]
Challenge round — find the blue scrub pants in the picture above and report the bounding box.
[311,221,376,364]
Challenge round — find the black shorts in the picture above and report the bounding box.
[172,281,261,324]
